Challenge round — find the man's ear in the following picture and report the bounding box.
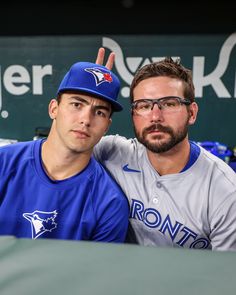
[48,99,58,120]
[188,102,198,125]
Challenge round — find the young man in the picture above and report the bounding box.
[0,61,129,242]
[94,50,236,251]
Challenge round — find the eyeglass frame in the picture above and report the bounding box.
[131,96,192,115]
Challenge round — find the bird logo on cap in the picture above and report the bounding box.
[85,67,113,86]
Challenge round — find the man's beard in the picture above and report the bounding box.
[133,121,189,153]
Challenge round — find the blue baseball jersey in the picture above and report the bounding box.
[0,139,129,242]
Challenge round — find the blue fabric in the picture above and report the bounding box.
[57,62,122,111]
[229,161,236,172]
[0,140,129,241]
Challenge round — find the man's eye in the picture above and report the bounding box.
[71,102,81,108]
[163,102,174,107]
[163,100,177,108]
[138,103,151,110]
[96,110,106,117]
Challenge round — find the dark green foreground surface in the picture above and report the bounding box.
[0,236,235,295]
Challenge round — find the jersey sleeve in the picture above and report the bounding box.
[210,192,236,251]
[93,135,117,163]
[92,190,129,243]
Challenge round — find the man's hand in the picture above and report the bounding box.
[95,47,115,70]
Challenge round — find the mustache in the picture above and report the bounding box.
[144,123,173,134]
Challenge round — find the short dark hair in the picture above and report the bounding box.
[130,57,195,103]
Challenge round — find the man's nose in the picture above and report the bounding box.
[150,103,163,121]
[79,107,92,127]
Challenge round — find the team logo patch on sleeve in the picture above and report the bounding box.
[85,67,113,86]
[23,210,58,239]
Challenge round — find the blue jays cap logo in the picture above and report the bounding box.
[85,67,113,86]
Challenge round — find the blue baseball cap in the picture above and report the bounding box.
[57,62,123,112]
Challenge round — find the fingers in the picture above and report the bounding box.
[105,52,115,70]
[95,47,115,70]
[95,47,105,66]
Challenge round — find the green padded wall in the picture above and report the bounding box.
[0,236,236,295]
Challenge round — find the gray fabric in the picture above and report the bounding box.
[94,135,236,250]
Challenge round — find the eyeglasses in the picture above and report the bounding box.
[131,96,191,116]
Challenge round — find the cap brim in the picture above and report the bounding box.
[58,87,123,112]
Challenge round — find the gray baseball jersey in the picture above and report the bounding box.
[94,135,236,251]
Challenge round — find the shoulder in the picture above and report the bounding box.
[96,134,133,148]
[0,140,39,171]
[90,157,121,186]
[90,157,127,197]
[0,140,36,152]
[197,146,236,189]
[87,159,129,223]
[94,134,142,160]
